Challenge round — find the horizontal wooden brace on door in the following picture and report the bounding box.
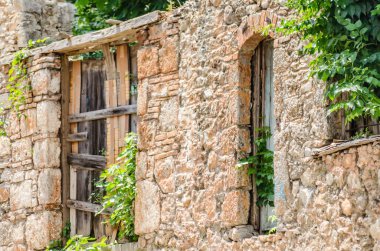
[67,200,112,215]
[67,132,88,142]
[68,104,137,123]
[68,153,106,168]
[71,165,105,172]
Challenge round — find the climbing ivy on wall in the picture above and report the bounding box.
[0,38,49,136]
[279,0,380,123]
[96,132,138,241]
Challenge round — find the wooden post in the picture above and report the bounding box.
[69,60,81,236]
[61,55,71,232]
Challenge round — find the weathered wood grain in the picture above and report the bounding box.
[67,132,88,142]
[312,135,380,157]
[0,11,161,65]
[67,200,112,215]
[68,104,137,123]
[68,153,106,168]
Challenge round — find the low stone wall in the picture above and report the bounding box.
[0,54,62,251]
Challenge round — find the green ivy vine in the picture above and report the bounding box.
[0,38,49,136]
[96,132,138,241]
[279,0,380,123]
[237,127,274,207]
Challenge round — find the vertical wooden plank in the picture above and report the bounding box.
[116,45,130,151]
[69,60,81,236]
[250,42,262,231]
[102,44,118,164]
[61,55,71,232]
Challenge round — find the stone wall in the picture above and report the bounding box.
[0,54,63,250]
[0,0,74,57]
[135,0,380,250]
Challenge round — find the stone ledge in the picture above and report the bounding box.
[312,135,380,157]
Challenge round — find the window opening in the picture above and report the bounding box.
[250,39,276,232]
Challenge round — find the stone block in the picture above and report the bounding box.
[38,168,61,205]
[0,184,9,202]
[10,180,32,210]
[25,211,62,250]
[0,221,11,246]
[136,151,148,181]
[31,69,60,96]
[20,108,36,137]
[137,79,148,116]
[0,93,10,109]
[138,46,159,79]
[342,153,356,169]
[228,225,255,241]
[159,99,179,132]
[159,36,178,74]
[12,221,25,244]
[37,100,61,135]
[221,190,249,227]
[12,138,32,162]
[227,165,250,189]
[370,219,380,240]
[0,136,11,157]
[154,156,175,193]
[33,138,60,169]
[135,180,160,234]
[14,0,42,13]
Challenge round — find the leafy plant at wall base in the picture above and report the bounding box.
[237,127,274,207]
[0,38,49,135]
[63,236,109,251]
[96,132,138,241]
[46,235,110,251]
[278,0,380,123]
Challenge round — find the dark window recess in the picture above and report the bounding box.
[250,40,276,232]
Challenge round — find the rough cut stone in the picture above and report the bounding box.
[0,184,9,202]
[221,190,249,227]
[159,35,178,74]
[0,136,11,157]
[31,69,60,96]
[370,219,380,240]
[0,221,11,246]
[135,180,161,234]
[138,46,159,79]
[33,138,60,169]
[11,138,32,162]
[20,108,37,137]
[154,156,175,193]
[36,100,61,135]
[25,211,62,250]
[38,168,61,205]
[10,180,32,210]
[228,225,255,241]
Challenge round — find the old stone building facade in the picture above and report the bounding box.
[0,0,379,250]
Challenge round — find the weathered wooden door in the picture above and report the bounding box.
[62,44,138,238]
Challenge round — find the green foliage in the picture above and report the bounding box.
[96,132,138,241]
[237,127,274,207]
[70,0,186,35]
[278,0,380,123]
[268,215,277,234]
[63,236,109,251]
[46,235,110,251]
[0,38,49,136]
[62,222,71,240]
